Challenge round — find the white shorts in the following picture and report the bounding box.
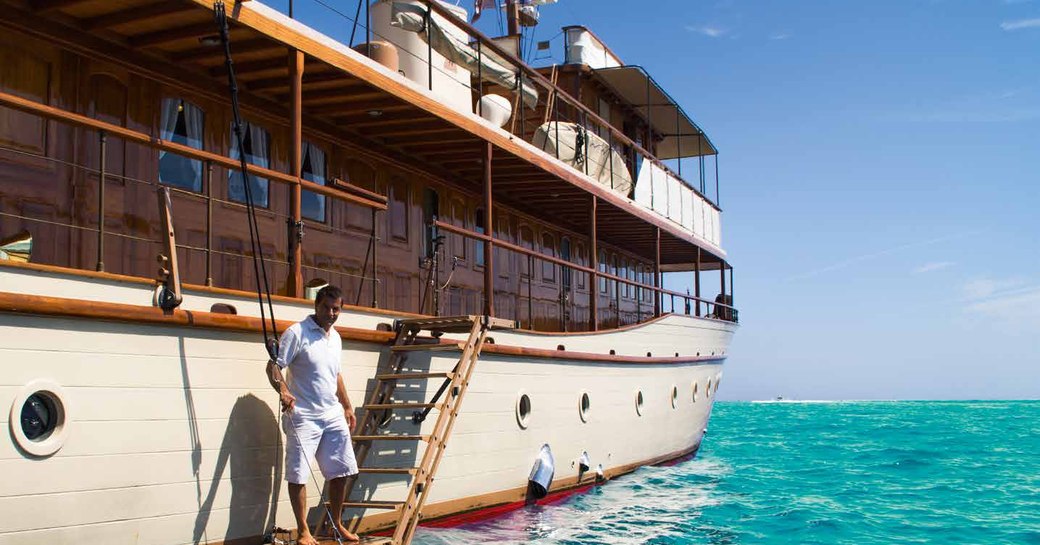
[282,410,358,485]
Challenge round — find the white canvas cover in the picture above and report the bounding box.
[391,2,539,108]
[532,121,633,197]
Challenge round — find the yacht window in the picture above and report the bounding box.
[228,121,270,208]
[159,98,204,192]
[301,141,326,222]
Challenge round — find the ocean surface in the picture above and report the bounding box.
[412,401,1040,545]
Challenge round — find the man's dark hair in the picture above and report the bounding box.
[315,284,343,304]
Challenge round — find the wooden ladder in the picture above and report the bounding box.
[327,315,513,545]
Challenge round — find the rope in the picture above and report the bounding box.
[214,1,279,360]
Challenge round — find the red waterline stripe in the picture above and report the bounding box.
[421,484,596,528]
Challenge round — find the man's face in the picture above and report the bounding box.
[314,296,342,330]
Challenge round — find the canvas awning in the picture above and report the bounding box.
[391,1,539,108]
[593,65,716,159]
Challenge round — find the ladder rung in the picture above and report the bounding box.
[376,371,453,381]
[353,434,430,442]
[363,403,440,410]
[357,467,418,475]
[342,500,403,510]
[391,343,463,352]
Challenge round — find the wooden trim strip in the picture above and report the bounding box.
[0,91,387,211]
[0,287,726,365]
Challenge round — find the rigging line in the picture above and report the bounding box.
[214,2,279,358]
[348,0,364,47]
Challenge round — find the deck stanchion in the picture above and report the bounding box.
[96,130,106,272]
[372,208,378,308]
[589,196,598,331]
[720,260,727,319]
[694,248,701,317]
[654,227,661,317]
[289,48,304,298]
[205,160,213,286]
[483,142,494,317]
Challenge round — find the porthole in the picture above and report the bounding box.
[516,392,532,429]
[635,390,644,416]
[715,376,722,393]
[578,391,591,423]
[670,386,679,409]
[707,379,713,398]
[692,382,699,403]
[10,379,69,457]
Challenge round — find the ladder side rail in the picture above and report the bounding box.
[396,320,488,544]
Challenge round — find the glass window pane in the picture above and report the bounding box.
[228,121,270,208]
[159,98,204,193]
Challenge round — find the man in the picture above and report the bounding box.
[266,285,360,544]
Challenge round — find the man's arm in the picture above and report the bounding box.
[336,373,356,430]
[267,360,296,412]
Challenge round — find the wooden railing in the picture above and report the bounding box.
[433,220,737,328]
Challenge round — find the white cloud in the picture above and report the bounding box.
[686,25,728,38]
[770,32,791,40]
[962,277,1027,300]
[965,286,1040,323]
[786,232,977,281]
[913,261,955,274]
[1001,18,1040,30]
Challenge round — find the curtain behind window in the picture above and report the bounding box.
[301,141,326,222]
[159,99,203,192]
[228,121,270,208]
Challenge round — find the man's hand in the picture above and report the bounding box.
[279,391,296,413]
[345,406,356,430]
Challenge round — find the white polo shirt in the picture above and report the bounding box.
[276,316,343,419]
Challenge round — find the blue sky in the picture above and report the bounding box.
[279,0,1039,400]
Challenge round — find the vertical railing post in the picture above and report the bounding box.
[518,68,526,139]
[476,41,483,116]
[371,208,378,308]
[96,130,106,272]
[553,95,560,160]
[426,8,433,92]
[676,107,682,177]
[607,128,614,189]
[654,227,661,317]
[483,142,494,317]
[589,196,598,331]
[729,264,734,317]
[582,111,590,176]
[720,259,727,319]
[205,160,214,286]
[694,247,701,317]
[289,48,304,298]
[715,154,721,207]
[527,254,533,329]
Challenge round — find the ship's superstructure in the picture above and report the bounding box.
[0,1,737,544]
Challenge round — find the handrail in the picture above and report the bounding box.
[433,220,736,314]
[0,90,388,210]
[417,0,721,211]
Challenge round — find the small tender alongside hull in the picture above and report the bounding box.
[0,263,734,545]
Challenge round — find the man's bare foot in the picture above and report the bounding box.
[334,523,360,542]
[297,531,320,545]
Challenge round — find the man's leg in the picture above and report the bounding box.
[328,476,360,541]
[288,483,318,545]
[284,414,321,545]
[317,413,360,542]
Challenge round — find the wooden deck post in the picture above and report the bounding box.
[589,196,598,331]
[483,142,494,317]
[288,48,304,298]
[654,227,661,317]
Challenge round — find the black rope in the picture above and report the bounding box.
[214,2,279,360]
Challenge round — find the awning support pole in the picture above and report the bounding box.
[589,196,598,331]
[483,142,494,317]
[288,48,304,298]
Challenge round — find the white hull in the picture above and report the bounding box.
[0,264,735,545]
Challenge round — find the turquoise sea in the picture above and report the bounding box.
[413,401,1040,544]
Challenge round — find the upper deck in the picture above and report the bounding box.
[0,0,736,330]
[3,0,723,263]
